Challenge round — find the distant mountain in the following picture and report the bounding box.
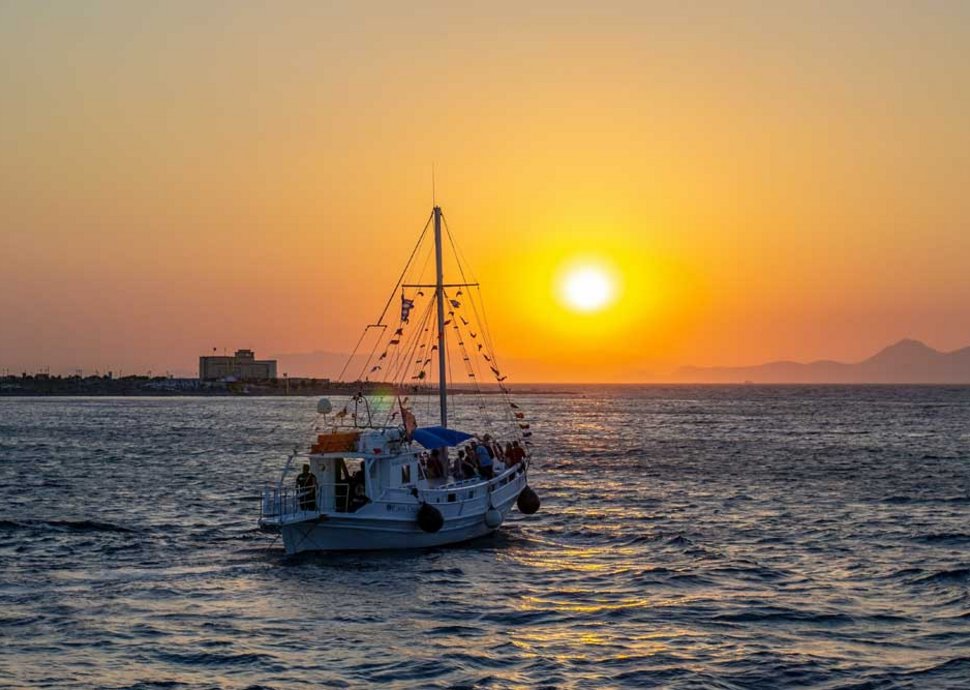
[676,339,970,384]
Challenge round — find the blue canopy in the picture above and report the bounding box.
[412,426,474,449]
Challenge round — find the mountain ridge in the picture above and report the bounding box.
[676,339,970,384]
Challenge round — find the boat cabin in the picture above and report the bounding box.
[302,427,424,512]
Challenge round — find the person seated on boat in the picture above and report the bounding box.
[451,450,463,480]
[459,449,478,479]
[296,463,318,511]
[426,448,445,480]
[473,441,494,480]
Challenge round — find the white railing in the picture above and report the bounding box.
[260,463,528,518]
[261,482,356,518]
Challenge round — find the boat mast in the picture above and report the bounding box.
[433,205,448,428]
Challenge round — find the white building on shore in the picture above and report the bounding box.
[199,349,277,381]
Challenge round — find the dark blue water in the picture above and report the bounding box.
[1,387,969,689]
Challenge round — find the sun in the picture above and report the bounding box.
[559,264,617,313]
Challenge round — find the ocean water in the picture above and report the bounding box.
[1,386,969,689]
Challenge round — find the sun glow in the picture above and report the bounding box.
[559,264,617,313]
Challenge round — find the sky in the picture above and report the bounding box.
[2,1,969,382]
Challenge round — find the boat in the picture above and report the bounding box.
[258,206,540,554]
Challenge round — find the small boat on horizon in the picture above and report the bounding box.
[258,206,540,554]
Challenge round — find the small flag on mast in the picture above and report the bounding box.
[399,399,417,439]
[401,295,415,323]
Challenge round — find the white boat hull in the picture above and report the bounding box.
[275,468,528,555]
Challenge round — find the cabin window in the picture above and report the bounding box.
[401,466,411,484]
[447,493,456,503]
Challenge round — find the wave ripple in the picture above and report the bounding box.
[2,386,969,688]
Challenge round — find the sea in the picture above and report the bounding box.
[1,386,968,689]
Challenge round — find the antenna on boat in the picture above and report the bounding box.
[431,163,436,208]
[433,204,447,428]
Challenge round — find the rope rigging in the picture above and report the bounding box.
[332,208,530,453]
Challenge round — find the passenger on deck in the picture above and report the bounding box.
[351,460,365,485]
[459,449,478,479]
[349,462,369,512]
[510,440,526,466]
[296,463,317,510]
[427,448,445,480]
[489,437,504,460]
[505,442,516,465]
[474,441,494,480]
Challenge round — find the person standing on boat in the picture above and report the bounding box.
[296,464,317,511]
[509,441,526,466]
[427,448,445,480]
[474,441,494,479]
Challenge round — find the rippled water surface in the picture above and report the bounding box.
[2,387,969,689]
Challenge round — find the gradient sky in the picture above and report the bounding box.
[2,1,969,382]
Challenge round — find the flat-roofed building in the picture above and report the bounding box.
[199,349,277,381]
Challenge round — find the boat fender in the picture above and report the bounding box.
[484,507,503,528]
[417,502,444,533]
[517,486,541,515]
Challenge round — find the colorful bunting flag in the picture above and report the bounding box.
[400,295,415,323]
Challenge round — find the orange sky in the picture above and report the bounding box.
[2,2,969,382]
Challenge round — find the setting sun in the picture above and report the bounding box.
[559,264,617,313]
